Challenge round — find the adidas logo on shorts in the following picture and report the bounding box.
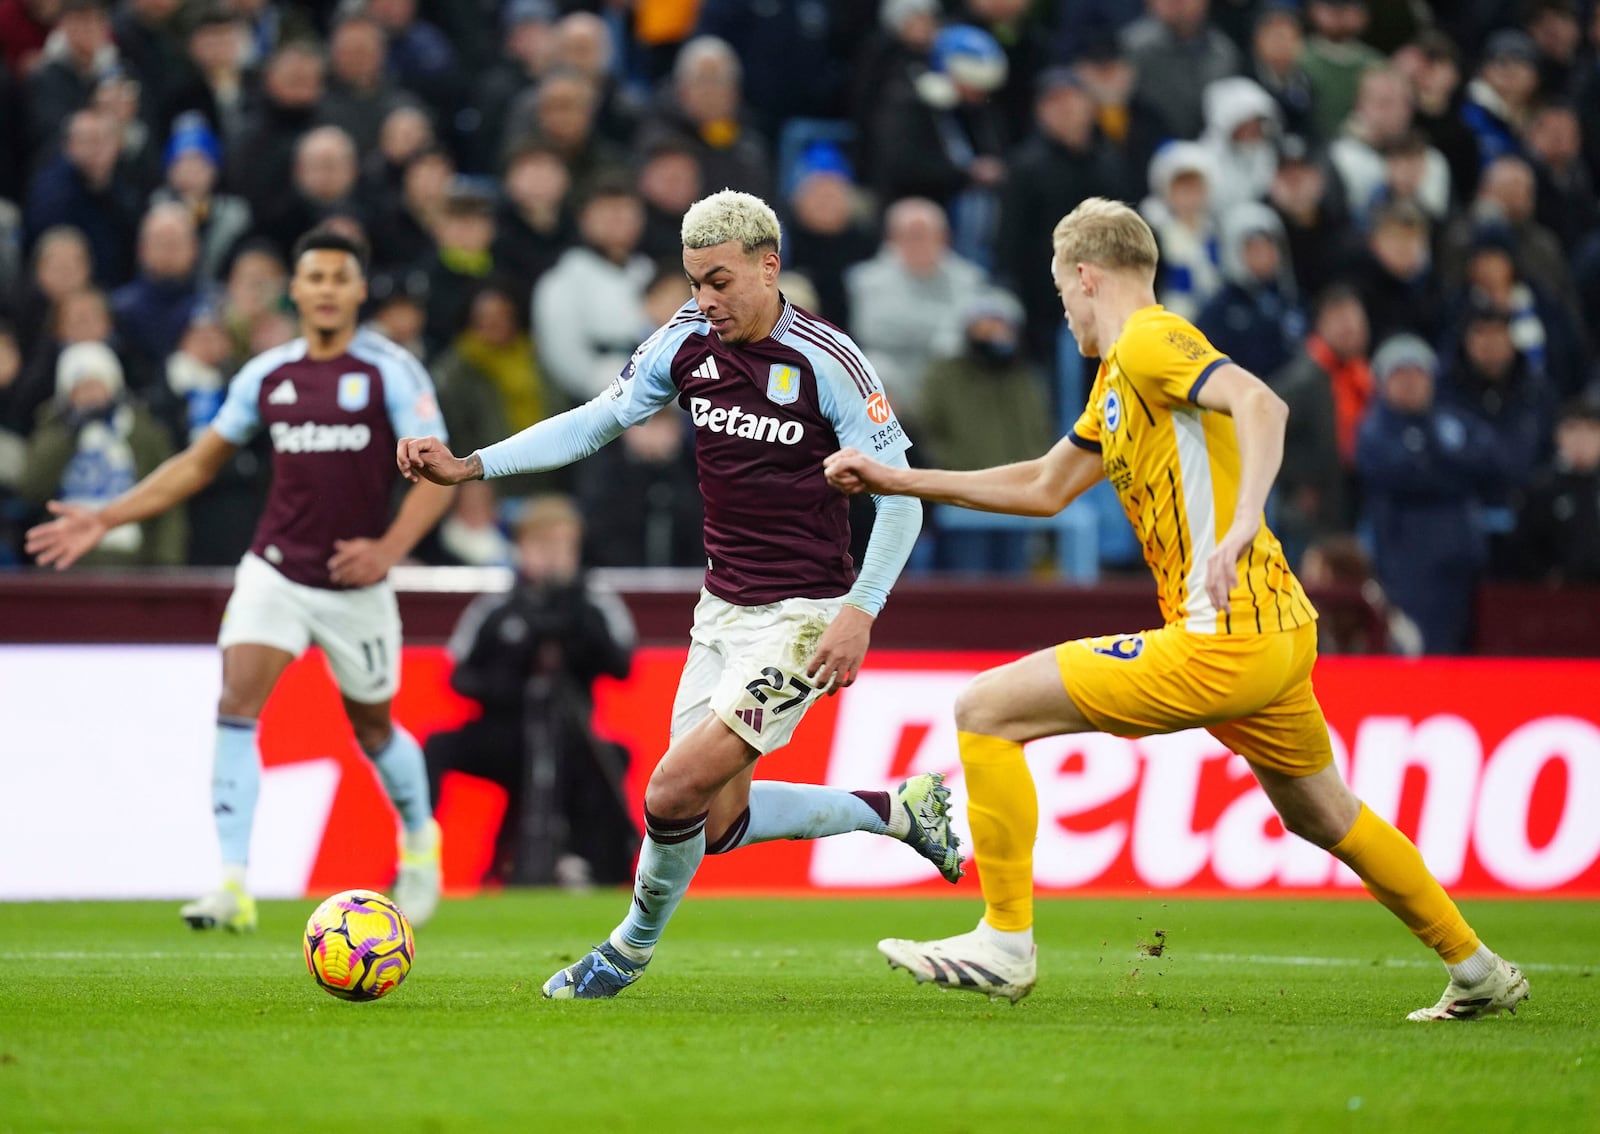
[734,707,765,734]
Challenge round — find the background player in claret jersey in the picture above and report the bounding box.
[28,227,454,933]
[397,190,959,999]
[825,198,1529,1022]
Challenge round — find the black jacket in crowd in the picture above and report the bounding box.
[447,576,634,715]
[1508,463,1600,585]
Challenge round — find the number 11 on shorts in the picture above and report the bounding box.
[361,638,389,673]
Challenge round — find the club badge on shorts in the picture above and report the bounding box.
[337,373,370,412]
[766,364,801,406]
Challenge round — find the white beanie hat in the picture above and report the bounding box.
[880,0,937,34]
[56,341,125,402]
[1371,334,1438,383]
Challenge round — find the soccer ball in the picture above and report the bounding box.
[303,889,414,1001]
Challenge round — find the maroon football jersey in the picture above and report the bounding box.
[605,301,912,605]
[211,330,446,589]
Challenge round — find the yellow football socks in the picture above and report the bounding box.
[1330,803,1481,964]
[958,731,1038,933]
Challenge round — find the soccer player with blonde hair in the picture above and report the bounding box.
[398,190,959,997]
[824,197,1528,1020]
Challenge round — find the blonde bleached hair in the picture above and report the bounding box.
[513,493,583,540]
[1052,197,1159,276]
[681,189,782,255]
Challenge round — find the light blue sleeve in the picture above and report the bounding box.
[843,451,922,617]
[779,325,918,614]
[346,331,448,442]
[376,342,449,443]
[603,317,700,429]
[474,317,700,478]
[476,398,626,479]
[803,332,913,461]
[209,345,287,445]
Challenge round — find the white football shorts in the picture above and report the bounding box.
[217,552,402,703]
[670,589,844,755]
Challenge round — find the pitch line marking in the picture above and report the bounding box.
[0,949,496,961]
[0,949,1590,975]
[1066,949,1592,975]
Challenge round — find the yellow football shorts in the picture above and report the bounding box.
[1055,621,1333,776]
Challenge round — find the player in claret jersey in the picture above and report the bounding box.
[28,227,454,932]
[397,190,959,998]
[826,198,1529,1021]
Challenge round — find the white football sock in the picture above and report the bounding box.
[1447,943,1497,986]
[977,918,1034,960]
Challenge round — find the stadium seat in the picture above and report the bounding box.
[931,501,1101,580]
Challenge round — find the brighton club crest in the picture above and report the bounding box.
[337,373,370,412]
[766,364,800,406]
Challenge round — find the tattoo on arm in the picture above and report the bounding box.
[464,452,484,482]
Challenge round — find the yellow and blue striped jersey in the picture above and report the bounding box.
[1070,305,1315,635]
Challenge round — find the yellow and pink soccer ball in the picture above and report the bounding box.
[303,889,414,1001]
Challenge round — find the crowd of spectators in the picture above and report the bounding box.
[0,0,1597,655]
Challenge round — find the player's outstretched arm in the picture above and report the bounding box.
[1192,362,1290,608]
[25,428,237,570]
[824,433,1103,517]
[397,436,481,485]
[401,398,630,487]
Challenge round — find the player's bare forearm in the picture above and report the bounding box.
[379,479,455,561]
[898,463,1056,514]
[824,436,1102,517]
[100,429,236,528]
[1195,364,1288,533]
[28,428,232,569]
[1229,387,1287,528]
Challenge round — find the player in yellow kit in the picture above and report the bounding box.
[824,198,1528,1020]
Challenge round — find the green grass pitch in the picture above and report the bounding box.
[1,894,1594,1133]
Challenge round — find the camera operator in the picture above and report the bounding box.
[426,494,638,886]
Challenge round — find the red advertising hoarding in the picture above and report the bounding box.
[263,647,1600,898]
[2,646,1596,899]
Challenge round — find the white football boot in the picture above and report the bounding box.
[879,923,1037,1003]
[1408,956,1530,1021]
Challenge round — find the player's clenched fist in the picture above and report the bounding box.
[396,436,483,486]
[823,448,902,496]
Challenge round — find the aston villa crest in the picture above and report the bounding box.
[766,364,800,406]
[337,372,370,412]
